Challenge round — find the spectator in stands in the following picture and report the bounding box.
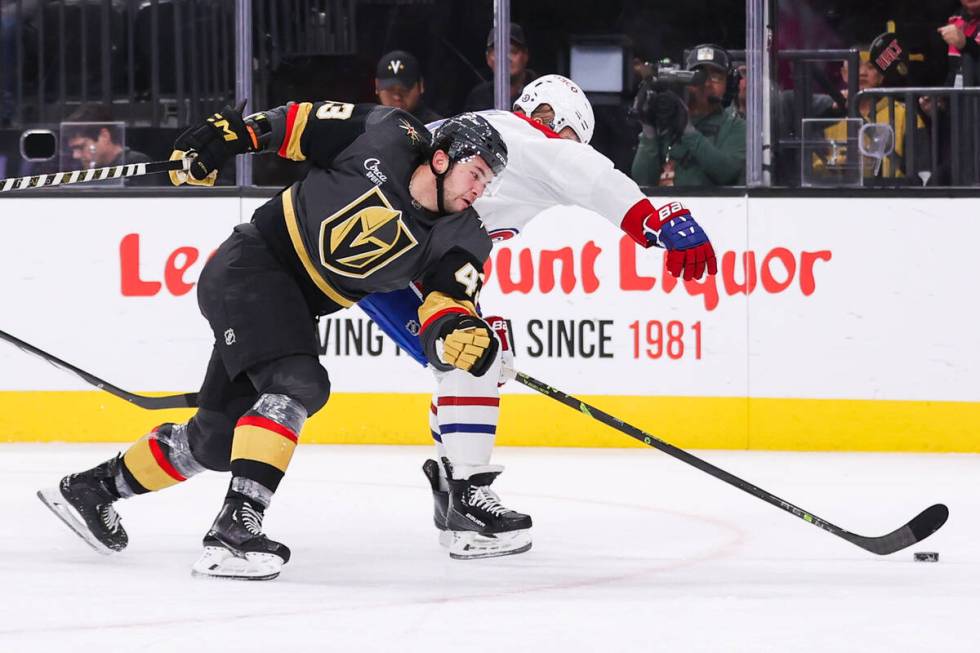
[631,44,746,187]
[821,38,923,180]
[374,50,441,124]
[939,0,980,86]
[62,104,157,186]
[464,23,537,111]
[933,2,980,184]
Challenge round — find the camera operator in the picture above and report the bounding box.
[631,44,746,187]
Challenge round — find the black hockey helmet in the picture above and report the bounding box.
[430,113,508,176]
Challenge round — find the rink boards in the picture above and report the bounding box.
[0,194,977,451]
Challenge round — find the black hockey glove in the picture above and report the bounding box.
[651,90,690,139]
[437,314,499,377]
[170,99,256,186]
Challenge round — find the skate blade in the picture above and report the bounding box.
[36,487,115,556]
[448,529,532,560]
[191,545,284,581]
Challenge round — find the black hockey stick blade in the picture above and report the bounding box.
[0,328,198,410]
[515,371,948,555]
[840,503,948,555]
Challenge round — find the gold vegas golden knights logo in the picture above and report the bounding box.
[318,186,418,278]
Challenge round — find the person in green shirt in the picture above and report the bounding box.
[631,44,746,187]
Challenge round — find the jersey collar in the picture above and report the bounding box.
[511,111,563,139]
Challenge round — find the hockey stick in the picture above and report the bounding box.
[0,329,198,410]
[514,371,948,555]
[0,158,189,192]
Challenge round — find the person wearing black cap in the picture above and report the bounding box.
[817,38,923,180]
[463,23,537,112]
[375,49,442,124]
[631,43,746,187]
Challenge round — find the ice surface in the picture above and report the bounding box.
[0,444,975,652]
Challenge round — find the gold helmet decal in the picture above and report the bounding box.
[319,186,418,278]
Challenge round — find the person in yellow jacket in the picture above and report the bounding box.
[821,52,924,179]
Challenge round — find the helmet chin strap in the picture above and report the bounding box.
[430,157,451,214]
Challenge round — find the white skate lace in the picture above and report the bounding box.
[240,503,264,535]
[100,505,121,533]
[470,486,507,517]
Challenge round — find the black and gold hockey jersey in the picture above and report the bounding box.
[249,101,491,323]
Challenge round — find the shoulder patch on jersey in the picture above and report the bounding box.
[363,157,388,185]
[317,186,418,278]
[398,118,422,145]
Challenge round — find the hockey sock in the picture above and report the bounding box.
[434,367,500,471]
[227,393,307,508]
[116,423,207,498]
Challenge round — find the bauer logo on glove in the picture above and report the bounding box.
[484,315,516,386]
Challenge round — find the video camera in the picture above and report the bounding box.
[644,61,707,90]
[630,61,706,132]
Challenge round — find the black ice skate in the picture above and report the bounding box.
[191,495,291,581]
[422,459,452,548]
[445,461,532,560]
[37,455,128,555]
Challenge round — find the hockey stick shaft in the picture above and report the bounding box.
[0,158,187,192]
[0,329,198,410]
[515,371,947,555]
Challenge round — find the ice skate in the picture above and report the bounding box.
[422,459,452,548]
[445,462,532,560]
[191,496,290,581]
[37,456,128,555]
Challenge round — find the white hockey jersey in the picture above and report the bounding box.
[469,110,655,243]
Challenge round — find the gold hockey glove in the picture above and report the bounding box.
[439,315,498,376]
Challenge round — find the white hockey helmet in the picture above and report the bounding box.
[513,74,595,144]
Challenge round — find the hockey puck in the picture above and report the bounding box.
[913,551,939,562]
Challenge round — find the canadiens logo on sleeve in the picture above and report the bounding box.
[318,186,418,278]
[489,228,519,242]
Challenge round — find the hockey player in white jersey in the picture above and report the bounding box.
[358,75,717,560]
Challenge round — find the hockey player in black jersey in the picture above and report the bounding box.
[37,101,510,580]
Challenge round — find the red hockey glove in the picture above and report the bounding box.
[621,199,718,281]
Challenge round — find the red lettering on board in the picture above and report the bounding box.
[487,237,832,310]
[119,233,162,296]
[164,247,199,296]
[119,232,832,310]
[118,233,209,297]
